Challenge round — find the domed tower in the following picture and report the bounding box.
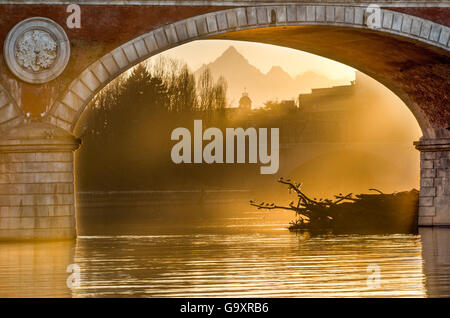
[239,89,252,110]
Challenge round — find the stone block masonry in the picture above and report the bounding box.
[415,138,450,226]
[0,122,80,240]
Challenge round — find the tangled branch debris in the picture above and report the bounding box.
[250,178,419,234]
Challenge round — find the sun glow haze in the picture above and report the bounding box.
[159,39,356,81]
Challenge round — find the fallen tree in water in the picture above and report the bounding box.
[250,178,419,234]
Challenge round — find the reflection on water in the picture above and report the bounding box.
[72,233,426,297]
[0,241,75,298]
[0,209,449,298]
[420,227,450,298]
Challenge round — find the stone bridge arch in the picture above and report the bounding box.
[46,5,449,138]
[0,3,449,239]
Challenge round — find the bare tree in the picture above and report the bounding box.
[198,67,215,113]
[172,64,197,113]
[213,75,228,111]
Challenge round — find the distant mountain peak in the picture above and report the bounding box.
[268,65,288,74]
[194,46,343,107]
[268,65,284,73]
[195,45,260,77]
[217,46,248,62]
[222,45,240,55]
[267,65,292,80]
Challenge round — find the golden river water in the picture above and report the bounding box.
[0,209,449,298]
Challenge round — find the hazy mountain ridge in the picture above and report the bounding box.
[194,46,350,107]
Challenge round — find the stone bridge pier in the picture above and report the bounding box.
[0,1,449,239]
[415,136,450,226]
[0,122,79,240]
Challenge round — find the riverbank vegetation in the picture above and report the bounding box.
[250,178,419,234]
[75,58,237,190]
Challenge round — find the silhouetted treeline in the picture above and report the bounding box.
[79,58,227,137]
[75,58,260,191]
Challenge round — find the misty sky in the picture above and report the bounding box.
[158,39,355,81]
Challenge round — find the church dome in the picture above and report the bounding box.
[239,92,252,110]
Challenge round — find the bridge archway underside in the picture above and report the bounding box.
[39,5,449,138]
[0,3,448,239]
[0,5,447,135]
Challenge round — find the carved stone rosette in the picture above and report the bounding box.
[3,17,70,84]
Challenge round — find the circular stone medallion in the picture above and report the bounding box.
[3,17,70,84]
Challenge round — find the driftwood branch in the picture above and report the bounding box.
[369,188,384,195]
[250,178,419,233]
[250,178,355,223]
